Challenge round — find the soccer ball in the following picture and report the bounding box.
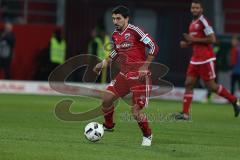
[84,122,104,142]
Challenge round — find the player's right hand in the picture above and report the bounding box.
[180,41,189,48]
[93,62,103,75]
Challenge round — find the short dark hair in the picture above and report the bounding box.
[112,5,130,18]
[192,0,203,7]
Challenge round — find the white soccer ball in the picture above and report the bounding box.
[84,122,104,142]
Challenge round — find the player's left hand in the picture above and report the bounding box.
[183,33,195,43]
[93,62,103,75]
[138,64,149,81]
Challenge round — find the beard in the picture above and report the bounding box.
[192,13,201,19]
[115,25,121,30]
[115,21,126,31]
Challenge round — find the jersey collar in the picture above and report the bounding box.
[115,24,130,35]
[192,15,203,23]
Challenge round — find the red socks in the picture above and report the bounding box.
[102,106,114,128]
[181,85,237,115]
[182,92,193,114]
[217,85,237,104]
[102,105,152,137]
[137,116,152,137]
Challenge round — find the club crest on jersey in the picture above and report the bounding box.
[113,38,118,42]
[125,33,130,40]
[195,24,200,29]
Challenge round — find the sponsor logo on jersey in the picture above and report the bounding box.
[116,41,132,49]
[125,33,130,40]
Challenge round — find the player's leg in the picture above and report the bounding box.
[202,62,240,117]
[101,91,118,130]
[131,104,152,146]
[184,76,198,111]
[131,76,152,146]
[175,63,199,120]
[175,76,198,120]
[204,79,240,117]
[103,74,130,130]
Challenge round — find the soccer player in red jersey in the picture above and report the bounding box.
[175,0,240,120]
[93,5,159,146]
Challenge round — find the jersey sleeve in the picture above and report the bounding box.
[130,25,159,56]
[109,49,118,59]
[200,16,214,36]
[109,33,118,59]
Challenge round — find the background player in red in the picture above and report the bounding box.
[93,5,159,146]
[175,0,240,120]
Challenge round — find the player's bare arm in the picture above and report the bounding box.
[93,58,111,75]
[183,33,216,44]
[180,40,190,48]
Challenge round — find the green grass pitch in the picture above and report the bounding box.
[0,94,240,160]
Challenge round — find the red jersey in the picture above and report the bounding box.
[109,24,159,73]
[189,15,216,64]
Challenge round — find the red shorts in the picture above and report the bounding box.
[107,72,152,108]
[187,61,216,81]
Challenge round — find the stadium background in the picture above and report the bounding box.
[0,1,240,160]
[0,0,239,88]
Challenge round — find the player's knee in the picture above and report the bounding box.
[205,81,218,92]
[185,81,194,90]
[102,92,117,108]
[206,84,218,92]
[131,106,140,119]
[102,101,112,108]
[102,96,113,108]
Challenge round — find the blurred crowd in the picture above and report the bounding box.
[33,29,66,80]
[0,22,15,79]
[88,24,111,83]
[0,0,24,23]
